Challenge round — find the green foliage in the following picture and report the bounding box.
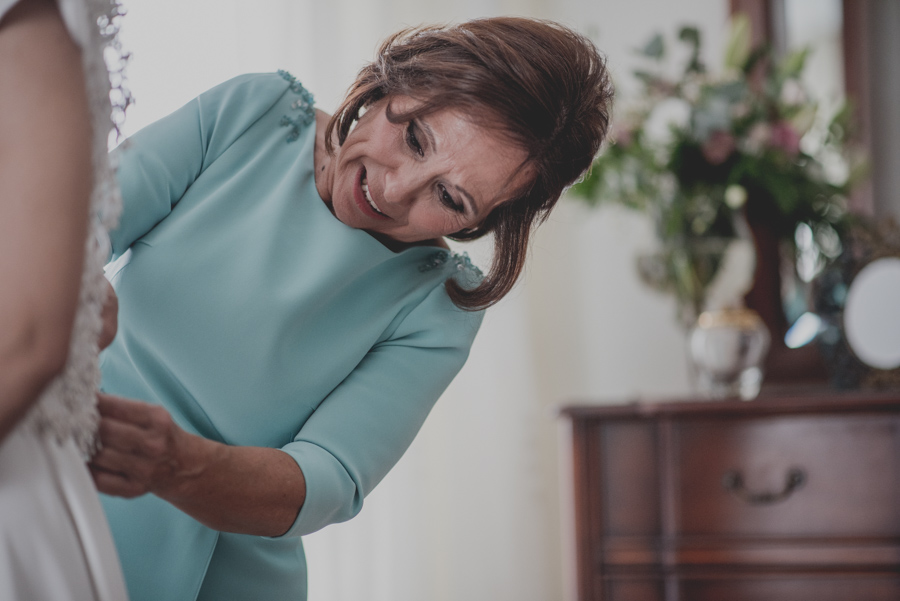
[640,33,665,60]
[723,14,751,70]
[678,26,704,73]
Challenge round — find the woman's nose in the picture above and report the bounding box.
[383,166,430,207]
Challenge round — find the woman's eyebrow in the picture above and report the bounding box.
[419,117,476,213]
[418,118,437,151]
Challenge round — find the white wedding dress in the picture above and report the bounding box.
[0,0,129,599]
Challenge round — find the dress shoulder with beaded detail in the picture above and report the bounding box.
[277,70,316,143]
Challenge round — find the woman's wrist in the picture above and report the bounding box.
[151,434,304,536]
[92,393,305,535]
[151,428,225,503]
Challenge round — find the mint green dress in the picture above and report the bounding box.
[99,72,484,601]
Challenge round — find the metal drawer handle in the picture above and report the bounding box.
[721,468,806,505]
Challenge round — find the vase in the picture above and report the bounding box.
[688,307,771,400]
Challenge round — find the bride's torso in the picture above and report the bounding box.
[0,1,130,599]
[20,0,128,456]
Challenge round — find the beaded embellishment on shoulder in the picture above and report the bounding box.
[277,70,315,143]
[419,250,484,279]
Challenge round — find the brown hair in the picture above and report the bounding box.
[326,17,613,310]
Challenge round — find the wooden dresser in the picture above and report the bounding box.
[560,392,900,601]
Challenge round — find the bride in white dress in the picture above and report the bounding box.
[0,0,129,598]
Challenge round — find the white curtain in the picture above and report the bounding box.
[116,1,729,599]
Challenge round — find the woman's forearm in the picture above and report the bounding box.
[0,0,93,441]
[157,434,306,536]
[91,393,306,537]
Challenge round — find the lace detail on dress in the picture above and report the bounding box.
[277,69,315,143]
[23,0,131,457]
[418,251,484,279]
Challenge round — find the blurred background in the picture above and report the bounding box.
[114,1,898,599]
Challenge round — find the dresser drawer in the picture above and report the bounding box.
[602,577,664,601]
[600,573,900,601]
[674,414,900,537]
[564,395,900,601]
[678,573,900,601]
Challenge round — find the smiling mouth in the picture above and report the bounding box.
[359,168,387,217]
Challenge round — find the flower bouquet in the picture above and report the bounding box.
[571,16,856,325]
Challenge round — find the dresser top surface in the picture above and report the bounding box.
[559,388,900,420]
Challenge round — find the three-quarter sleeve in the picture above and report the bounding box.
[109,73,292,260]
[278,282,484,537]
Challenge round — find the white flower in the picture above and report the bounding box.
[658,172,678,202]
[682,79,702,104]
[742,122,771,155]
[780,79,807,106]
[644,98,691,145]
[724,184,748,209]
[731,102,751,120]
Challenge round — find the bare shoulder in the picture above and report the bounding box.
[0,0,60,34]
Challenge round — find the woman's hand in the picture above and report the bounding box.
[98,279,118,350]
[90,392,307,536]
[89,392,202,499]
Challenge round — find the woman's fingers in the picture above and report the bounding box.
[90,419,159,494]
[91,392,183,497]
[97,392,172,430]
[97,411,167,457]
[90,444,151,485]
[89,464,146,498]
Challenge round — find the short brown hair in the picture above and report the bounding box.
[327,17,613,310]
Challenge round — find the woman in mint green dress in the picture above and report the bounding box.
[89,17,613,601]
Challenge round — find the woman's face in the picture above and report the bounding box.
[323,96,530,245]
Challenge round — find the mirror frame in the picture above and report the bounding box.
[730,0,876,385]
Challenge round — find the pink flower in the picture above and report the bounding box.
[701,130,736,165]
[769,120,801,156]
[611,121,634,147]
[744,122,771,155]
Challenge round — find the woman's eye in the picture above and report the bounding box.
[406,122,424,157]
[438,184,464,214]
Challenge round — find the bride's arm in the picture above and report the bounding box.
[0,0,93,442]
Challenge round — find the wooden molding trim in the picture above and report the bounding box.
[842,0,875,214]
[729,0,773,44]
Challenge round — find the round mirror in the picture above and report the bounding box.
[843,257,900,370]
